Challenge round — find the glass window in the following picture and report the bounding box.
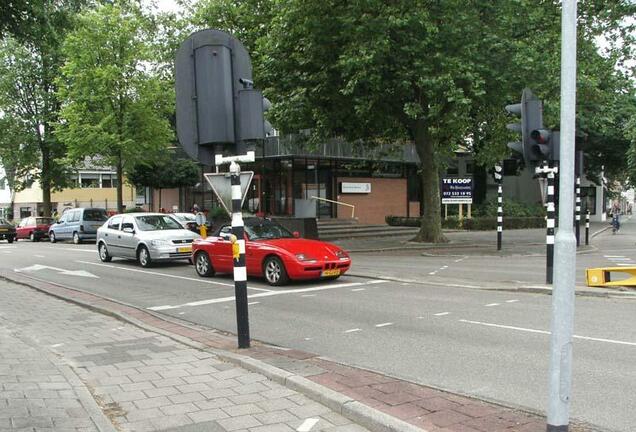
[108,216,122,230]
[121,216,134,231]
[83,209,108,221]
[101,173,117,188]
[80,173,99,188]
[20,207,31,219]
[244,219,293,240]
[35,218,54,225]
[135,215,182,231]
[68,174,80,188]
[69,211,80,222]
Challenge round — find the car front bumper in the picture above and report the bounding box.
[286,258,351,280]
[148,244,193,261]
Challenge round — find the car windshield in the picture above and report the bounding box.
[84,209,108,221]
[36,218,54,225]
[135,215,183,231]
[244,220,293,240]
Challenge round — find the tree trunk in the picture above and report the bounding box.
[413,119,447,243]
[116,153,124,213]
[40,146,52,217]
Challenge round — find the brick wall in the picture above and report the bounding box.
[335,177,408,224]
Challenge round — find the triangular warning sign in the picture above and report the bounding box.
[204,172,254,216]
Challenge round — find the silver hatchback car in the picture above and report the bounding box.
[97,213,200,267]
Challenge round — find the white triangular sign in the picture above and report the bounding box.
[204,171,254,216]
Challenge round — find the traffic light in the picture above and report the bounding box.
[505,88,544,164]
[493,164,503,182]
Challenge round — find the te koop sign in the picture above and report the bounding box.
[441,177,473,204]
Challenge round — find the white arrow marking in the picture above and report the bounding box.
[15,264,99,279]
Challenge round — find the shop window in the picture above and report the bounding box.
[80,173,99,188]
[20,207,31,219]
[580,186,597,215]
[101,173,117,188]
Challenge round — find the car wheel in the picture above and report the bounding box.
[263,256,289,286]
[194,251,214,277]
[7,237,14,244]
[49,231,56,243]
[29,232,36,242]
[138,246,152,268]
[98,243,112,262]
[72,232,80,245]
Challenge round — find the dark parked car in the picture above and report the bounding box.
[0,218,17,243]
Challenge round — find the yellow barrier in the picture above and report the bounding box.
[586,267,636,287]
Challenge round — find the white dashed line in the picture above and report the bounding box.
[485,303,500,307]
[301,294,316,297]
[303,337,312,341]
[434,312,450,316]
[375,322,393,328]
[248,302,260,305]
[344,328,361,333]
[505,300,519,303]
[441,265,448,269]
[428,271,437,275]
[297,418,320,432]
[460,319,636,346]
[34,255,45,258]
[351,288,366,292]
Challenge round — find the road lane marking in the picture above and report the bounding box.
[301,294,316,297]
[485,303,500,307]
[52,248,96,253]
[505,300,519,303]
[428,271,437,275]
[460,319,636,347]
[344,328,361,333]
[248,302,260,305]
[148,280,388,311]
[76,260,271,291]
[604,255,627,258]
[375,322,393,328]
[351,288,365,292]
[297,418,319,432]
[441,265,448,269]
[34,255,45,258]
[434,312,450,316]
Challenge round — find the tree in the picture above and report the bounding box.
[0,116,39,219]
[57,2,173,213]
[0,0,83,217]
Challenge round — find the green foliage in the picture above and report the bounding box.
[386,215,545,230]
[56,2,174,212]
[0,115,39,195]
[128,158,200,189]
[473,199,546,218]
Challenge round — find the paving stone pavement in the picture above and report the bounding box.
[0,280,370,432]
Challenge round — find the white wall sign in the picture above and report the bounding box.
[341,182,371,194]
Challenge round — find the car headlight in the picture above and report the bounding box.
[296,253,317,263]
[335,249,349,259]
[151,239,171,246]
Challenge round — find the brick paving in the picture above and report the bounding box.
[0,272,599,432]
[0,280,368,432]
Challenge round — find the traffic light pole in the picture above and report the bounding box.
[547,0,578,430]
[215,152,255,349]
[575,177,581,247]
[546,164,556,285]
[585,211,590,245]
[497,175,503,251]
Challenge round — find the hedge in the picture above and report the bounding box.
[386,215,545,230]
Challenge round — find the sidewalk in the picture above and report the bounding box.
[333,223,610,255]
[1,273,600,432]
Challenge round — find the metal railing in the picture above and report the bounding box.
[310,196,355,219]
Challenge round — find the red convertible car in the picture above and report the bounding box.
[192,218,351,286]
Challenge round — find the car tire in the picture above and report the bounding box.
[263,256,289,286]
[194,251,214,277]
[138,245,152,268]
[7,237,14,244]
[49,231,56,243]
[29,232,37,242]
[72,232,80,245]
[98,243,112,262]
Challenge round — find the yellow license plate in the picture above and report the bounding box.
[321,269,340,277]
[178,246,192,253]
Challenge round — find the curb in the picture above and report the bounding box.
[0,272,427,432]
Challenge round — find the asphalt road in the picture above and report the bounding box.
[1,222,635,431]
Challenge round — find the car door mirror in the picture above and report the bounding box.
[293,231,300,238]
[122,227,135,234]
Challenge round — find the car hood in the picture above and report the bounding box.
[136,229,201,241]
[256,238,345,258]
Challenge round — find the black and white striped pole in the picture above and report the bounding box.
[585,210,590,245]
[230,160,250,348]
[537,162,557,284]
[575,176,581,247]
[494,164,503,251]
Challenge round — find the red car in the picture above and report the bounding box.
[16,216,55,242]
[192,218,351,286]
